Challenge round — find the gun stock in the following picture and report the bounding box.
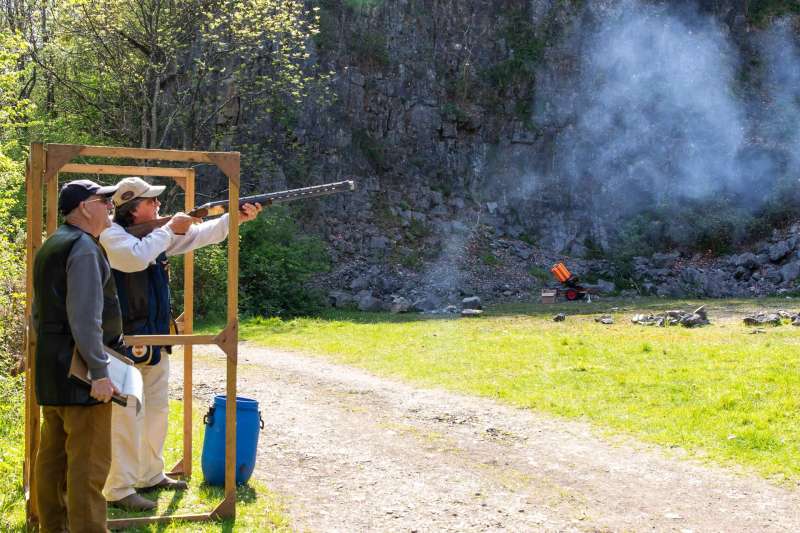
[125,180,355,238]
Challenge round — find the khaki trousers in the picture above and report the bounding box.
[103,356,170,501]
[36,402,112,533]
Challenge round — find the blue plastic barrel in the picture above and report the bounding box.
[201,395,263,486]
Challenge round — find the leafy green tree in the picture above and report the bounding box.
[27,0,328,153]
[0,29,33,375]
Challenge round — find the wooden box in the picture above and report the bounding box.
[540,288,557,304]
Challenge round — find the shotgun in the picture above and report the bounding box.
[125,180,355,238]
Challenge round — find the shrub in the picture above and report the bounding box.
[171,207,330,320]
[0,152,26,375]
[611,198,755,258]
[528,265,551,283]
[747,0,800,27]
[349,28,390,68]
[352,128,389,171]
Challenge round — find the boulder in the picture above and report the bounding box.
[378,276,402,293]
[389,295,412,314]
[762,266,783,284]
[357,292,383,312]
[780,261,800,283]
[769,241,791,262]
[506,225,524,238]
[369,236,391,251]
[412,295,442,312]
[651,252,679,268]
[350,275,371,291]
[451,220,470,234]
[462,296,482,310]
[513,244,533,260]
[328,290,353,308]
[742,313,782,327]
[734,252,760,270]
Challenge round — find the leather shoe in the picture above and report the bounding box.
[138,476,188,493]
[109,493,156,511]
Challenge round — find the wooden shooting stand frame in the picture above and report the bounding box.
[23,143,241,529]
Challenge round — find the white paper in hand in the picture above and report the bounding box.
[89,352,144,414]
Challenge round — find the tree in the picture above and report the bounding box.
[26,0,327,152]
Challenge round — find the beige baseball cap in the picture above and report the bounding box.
[112,177,166,207]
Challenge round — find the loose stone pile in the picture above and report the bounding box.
[742,310,800,327]
[631,306,710,328]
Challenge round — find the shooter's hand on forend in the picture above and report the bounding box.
[238,202,263,225]
[166,212,201,235]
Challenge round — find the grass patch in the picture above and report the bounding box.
[0,375,25,531]
[0,390,290,531]
[209,298,800,483]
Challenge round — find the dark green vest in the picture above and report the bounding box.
[33,224,123,406]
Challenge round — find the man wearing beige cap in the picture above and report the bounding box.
[99,176,261,511]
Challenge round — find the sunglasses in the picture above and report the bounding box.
[84,197,114,206]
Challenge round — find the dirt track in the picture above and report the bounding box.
[172,344,800,532]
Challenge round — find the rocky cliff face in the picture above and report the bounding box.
[228,0,800,304]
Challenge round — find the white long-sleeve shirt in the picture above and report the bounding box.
[99,214,231,272]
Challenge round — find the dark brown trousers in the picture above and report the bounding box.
[35,402,112,533]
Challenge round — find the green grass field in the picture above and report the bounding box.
[0,389,291,532]
[223,297,800,483]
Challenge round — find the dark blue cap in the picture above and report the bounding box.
[58,180,119,215]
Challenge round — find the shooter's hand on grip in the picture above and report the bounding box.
[90,377,120,403]
[166,212,201,235]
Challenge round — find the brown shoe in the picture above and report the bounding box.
[138,476,188,493]
[109,493,156,511]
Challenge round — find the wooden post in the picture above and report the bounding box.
[224,155,240,517]
[183,168,195,478]
[24,142,45,527]
[24,144,241,528]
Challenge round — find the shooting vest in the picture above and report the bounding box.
[33,224,123,406]
[113,251,171,366]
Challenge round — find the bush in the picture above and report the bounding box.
[171,207,330,320]
[0,152,26,375]
[611,198,755,258]
[747,0,800,27]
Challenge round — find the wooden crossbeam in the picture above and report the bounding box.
[123,334,217,346]
[48,143,227,163]
[59,163,195,178]
[108,512,215,530]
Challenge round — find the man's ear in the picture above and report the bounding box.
[80,202,90,219]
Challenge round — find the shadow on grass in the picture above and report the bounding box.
[107,488,186,526]
[110,483,259,532]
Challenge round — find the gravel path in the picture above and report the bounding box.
[172,344,800,532]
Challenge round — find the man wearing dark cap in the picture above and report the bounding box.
[33,179,123,532]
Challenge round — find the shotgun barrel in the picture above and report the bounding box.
[125,180,355,238]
